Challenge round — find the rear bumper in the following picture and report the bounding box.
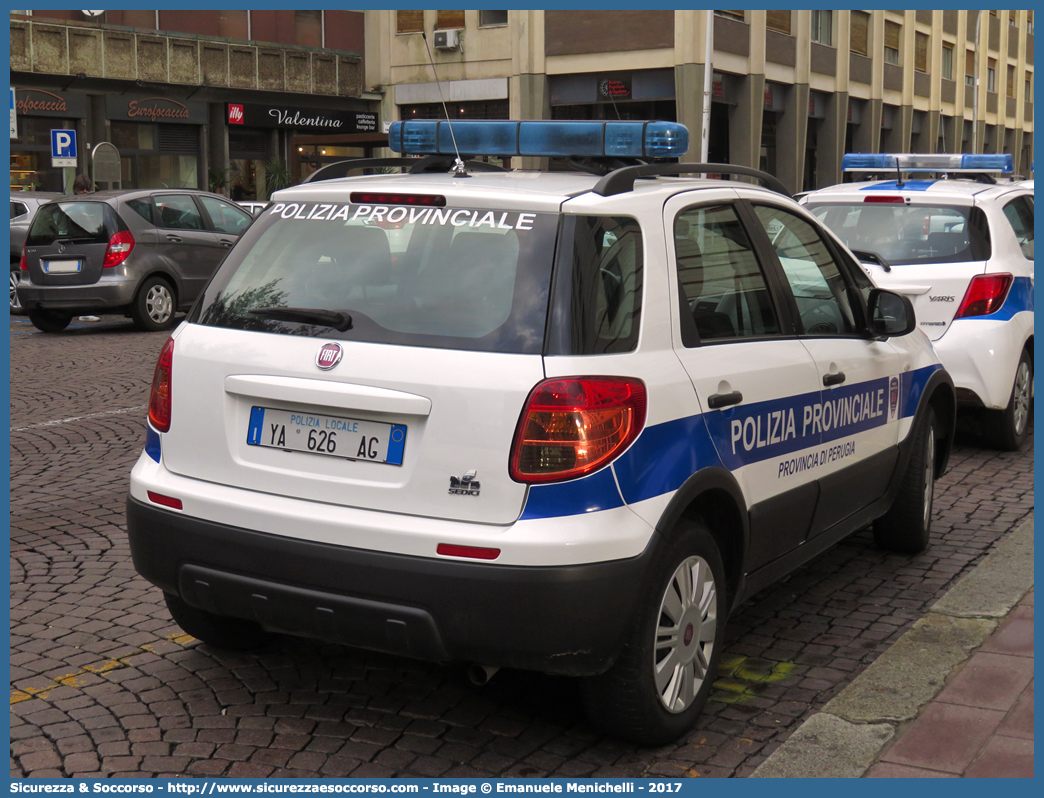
[126,496,659,676]
[16,278,137,313]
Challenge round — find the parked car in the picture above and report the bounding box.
[17,189,253,332]
[127,121,955,745]
[803,153,1033,449]
[10,191,65,314]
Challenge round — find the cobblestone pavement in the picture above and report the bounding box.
[10,317,1035,779]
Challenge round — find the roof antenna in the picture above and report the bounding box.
[421,31,468,178]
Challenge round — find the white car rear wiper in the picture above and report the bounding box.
[247,306,353,331]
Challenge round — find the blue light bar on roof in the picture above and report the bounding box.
[842,153,1014,174]
[388,120,689,159]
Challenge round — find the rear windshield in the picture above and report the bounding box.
[806,202,991,265]
[26,201,117,246]
[192,201,559,353]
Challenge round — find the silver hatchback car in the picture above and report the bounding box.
[17,189,253,332]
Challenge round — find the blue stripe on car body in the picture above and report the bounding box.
[520,365,942,520]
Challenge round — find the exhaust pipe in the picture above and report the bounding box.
[467,663,500,686]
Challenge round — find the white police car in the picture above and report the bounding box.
[127,121,955,745]
[803,154,1033,449]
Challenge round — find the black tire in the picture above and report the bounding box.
[10,263,26,316]
[164,592,269,651]
[873,407,937,553]
[131,276,177,332]
[580,519,726,746]
[984,349,1032,451]
[27,308,73,333]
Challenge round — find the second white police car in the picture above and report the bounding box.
[803,153,1033,449]
[127,121,955,745]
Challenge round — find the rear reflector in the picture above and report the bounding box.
[349,192,446,207]
[955,273,1013,319]
[863,196,905,203]
[436,544,501,560]
[147,491,183,510]
[510,377,647,483]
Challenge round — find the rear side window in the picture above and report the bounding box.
[11,201,28,219]
[125,198,154,224]
[193,201,558,354]
[25,202,116,245]
[1002,196,1034,260]
[546,216,643,355]
[807,202,992,264]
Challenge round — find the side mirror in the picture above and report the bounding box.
[867,288,916,338]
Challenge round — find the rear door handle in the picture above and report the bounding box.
[823,372,847,387]
[707,390,743,409]
[166,235,183,243]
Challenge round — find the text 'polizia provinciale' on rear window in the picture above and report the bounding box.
[267,202,538,231]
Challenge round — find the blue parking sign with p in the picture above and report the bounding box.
[51,129,77,167]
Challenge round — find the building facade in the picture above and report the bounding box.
[368,10,1035,192]
[9,10,383,197]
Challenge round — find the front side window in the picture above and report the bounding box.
[199,195,252,236]
[753,206,859,337]
[193,201,558,354]
[1002,196,1034,260]
[807,202,992,265]
[673,204,780,344]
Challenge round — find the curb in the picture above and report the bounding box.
[749,516,1034,778]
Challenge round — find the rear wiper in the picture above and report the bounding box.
[247,306,353,331]
[851,249,892,272]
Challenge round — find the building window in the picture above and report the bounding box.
[1026,73,1033,99]
[915,32,929,73]
[295,10,322,48]
[942,45,953,80]
[966,49,976,87]
[987,59,997,93]
[811,10,832,46]
[1008,65,1017,98]
[715,11,745,22]
[435,10,465,30]
[478,10,507,27]
[1028,11,1034,35]
[1010,10,1017,26]
[850,10,870,56]
[766,11,792,36]
[884,21,901,66]
[396,10,423,34]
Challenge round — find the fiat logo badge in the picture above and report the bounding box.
[315,343,343,371]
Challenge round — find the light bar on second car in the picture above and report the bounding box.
[388,120,689,159]
[842,153,1014,174]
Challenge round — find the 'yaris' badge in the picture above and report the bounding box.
[316,343,343,370]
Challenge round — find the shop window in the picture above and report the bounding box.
[850,11,869,56]
[396,10,423,34]
[401,100,509,120]
[942,45,953,80]
[884,21,901,65]
[767,11,791,36]
[479,10,508,27]
[811,11,832,46]
[915,32,929,73]
[110,121,154,152]
[436,10,465,30]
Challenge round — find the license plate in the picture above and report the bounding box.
[246,407,406,465]
[44,259,81,274]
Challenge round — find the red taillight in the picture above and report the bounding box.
[148,337,175,432]
[19,245,27,271]
[955,274,1014,319]
[510,377,647,483]
[147,491,183,510]
[863,196,905,204]
[436,544,501,560]
[103,230,135,268]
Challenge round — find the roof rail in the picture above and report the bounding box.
[303,156,507,184]
[593,163,790,198]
